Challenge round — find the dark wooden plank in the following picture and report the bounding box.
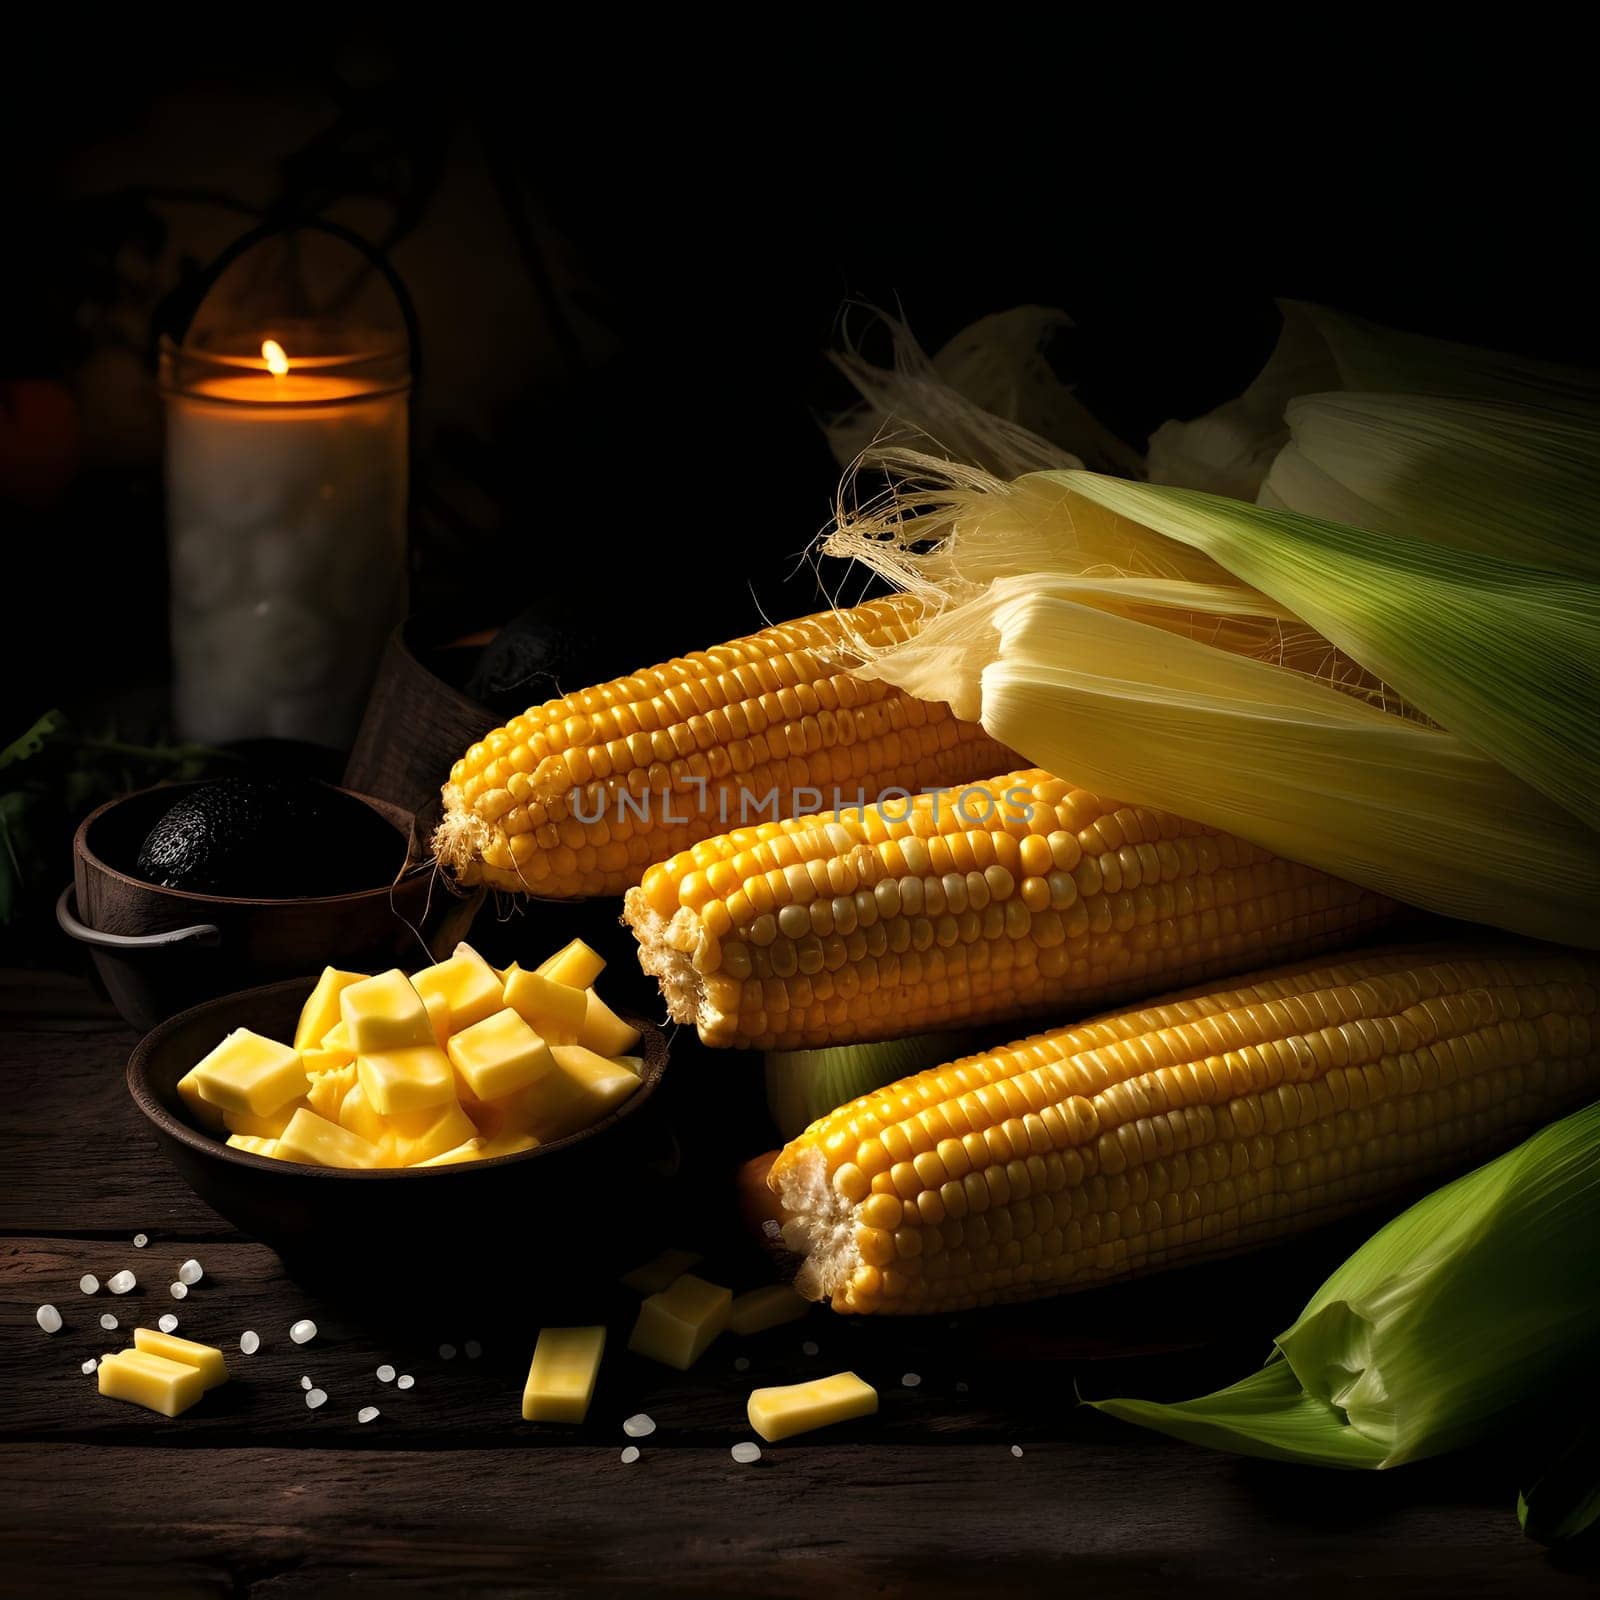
[1,1442,1588,1600]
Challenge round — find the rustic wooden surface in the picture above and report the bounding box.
[2,968,1595,1597]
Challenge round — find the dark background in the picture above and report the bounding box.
[3,25,1594,730]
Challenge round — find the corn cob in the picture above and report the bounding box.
[625,769,1393,1049]
[432,598,1012,898]
[767,944,1600,1315]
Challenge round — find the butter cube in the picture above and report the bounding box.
[97,1349,206,1416]
[275,1107,385,1169]
[294,968,369,1050]
[222,1098,305,1139]
[503,1044,640,1141]
[302,1044,354,1074]
[523,1326,606,1422]
[422,990,452,1048]
[580,989,641,1057]
[747,1372,878,1441]
[132,1327,229,1389]
[628,1273,731,1370]
[356,1045,456,1116]
[176,1067,226,1132]
[225,1133,279,1158]
[321,1020,352,1051]
[339,969,433,1053]
[391,1101,479,1166]
[412,943,504,1033]
[619,1248,702,1295]
[336,1080,390,1145]
[412,1138,486,1166]
[305,1061,357,1121]
[536,938,606,989]
[448,1008,555,1102]
[729,1285,810,1336]
[191,1030,306,1119]
[502,967,586,1044]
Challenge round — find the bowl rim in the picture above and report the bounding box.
[76,779,440,910]
[127,975,672,1180]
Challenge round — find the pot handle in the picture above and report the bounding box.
[56,886,222,950]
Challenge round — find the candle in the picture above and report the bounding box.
[162,334,409,748]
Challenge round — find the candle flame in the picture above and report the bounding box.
[262,339,290,377]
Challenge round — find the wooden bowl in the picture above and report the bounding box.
[62,781,483,1032]
[127,977,673,1293]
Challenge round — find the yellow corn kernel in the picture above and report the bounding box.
[502,968,587,1044]
[619,1248,703,1295]
[411,943,504,1033]
[221,1099,306,1140]
[98,1349,207,1417]
[131,1328,228,1389]
[355,1046,456,1117]
[339,969,434,1053]
[447,1008,556,1102]
[523,1326,606,1422]
[728,1284,809,1336]
[275,1107,385,1169]
[293,968,369,1051]
[225,1133,279,1158]
[747,1372,878,1441]
[190,1030,306,1119]
[627,1274,731,1370]
[537,938,607,988]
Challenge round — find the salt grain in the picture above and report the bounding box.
[178,1259,203,1287]
[81,1359,98,1375]
[79,1275,99,1295]
[902,1372,922,1388]
[1011,1445,1024,1458]
[622,1413,656,1438]
[376,1364,396,1383]
[620,1445,641,1464]
[107,1271,136,1295]
[358,1406,380,1424]
[730,1441,762,1464]
[306,1388,328,1410]
[290,1319,317,1344]
[439,1343,457,1360]
[169,1282,188,1300]
[36,1305,62,1334]
[801,1340,819,1356]
[159,1314,179,1334]
[133,1234,149,1249]
[464,1340,482,1360]
[301,1376,313,1391]
[100,1313,118,1331]
[397,1374,415,1390]
[733,1357,750,1373]
[240,1330,261,1354]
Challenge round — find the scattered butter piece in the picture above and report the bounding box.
[132,1327,228,1389]
[628,1274,731,1371]
[97,1349,206,1417]
[729,1285,809,1336]
[746,1371,878,1442]
[619,1248,702,1296]
[523,1326,606,1423]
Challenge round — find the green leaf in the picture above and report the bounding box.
[0,709,67,771]
[1518,1419,1600,1544]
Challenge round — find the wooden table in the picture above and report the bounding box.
[3,969,1593,1597]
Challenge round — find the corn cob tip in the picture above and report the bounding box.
[431,790,492,885]
[622,887,714,1030]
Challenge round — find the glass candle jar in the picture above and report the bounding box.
[160,326,409,749]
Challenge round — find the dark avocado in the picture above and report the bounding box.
[134,777,403,899]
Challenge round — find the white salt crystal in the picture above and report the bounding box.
[133,1234,148,1249]
[301,1376,312,1391]
[169,1282,188,1300]
[464,1340,482,1360]
[178,1259,203,1286]
[240,1330,261,1354]
[358,1406,380,1424]
[396,1374,415,1390]
[79,1275,99,1295]
[620,1446,641,1464]
[622,1413,656,1438]
[801,1340,819,1356]
[306,1388,328,1410]
[376,1364,396,1383]
[36,1305,62,1334]
[100,1314,118,1331]
[107,1271,136,1295]
[81,1359,98,1374]
[1011,1445,1024,1458]
[730,1441,762,1464]
[733,1356,750,1372]
[159,1314,179,1334]
[290,1319,317,1344]
[902,1373,922,1388]
[439,1343,457,1360]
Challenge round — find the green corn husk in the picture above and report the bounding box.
[1088,1098,1600,1470]
[1518,1416,1600,1544]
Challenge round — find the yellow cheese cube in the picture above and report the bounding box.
[176,1067,226,1133]
[412,1138,486,1166]
[536,938,606,989]
[422,990,452,1049]
[579,989,641,1057]
[275,1107,385,1169]
[302,1044,354,1074]
[447,1008,555,1102]
[627,1273,731,1370]
[729,1285,810,1336]
[502,967,586,1044]
[225,1133,279,1158]
[391,1101,479,1166]
[746,1372,878,1441]
[293,967,369,1050]
[501,1044,640,1141]
[356,1045,455,1116]
[305,1061,357,1121]
[336,1080,390,1145]
[412,943,504,1033]
[191,1030,306,1119]
[321,1020,352,1051]
[522,1326,606,1422]
[339,969,433,1053]
[98,1349,207,1416]
[132,1328,229,1389]
[222,1098,306,1139]
[619,1249,702,1295]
